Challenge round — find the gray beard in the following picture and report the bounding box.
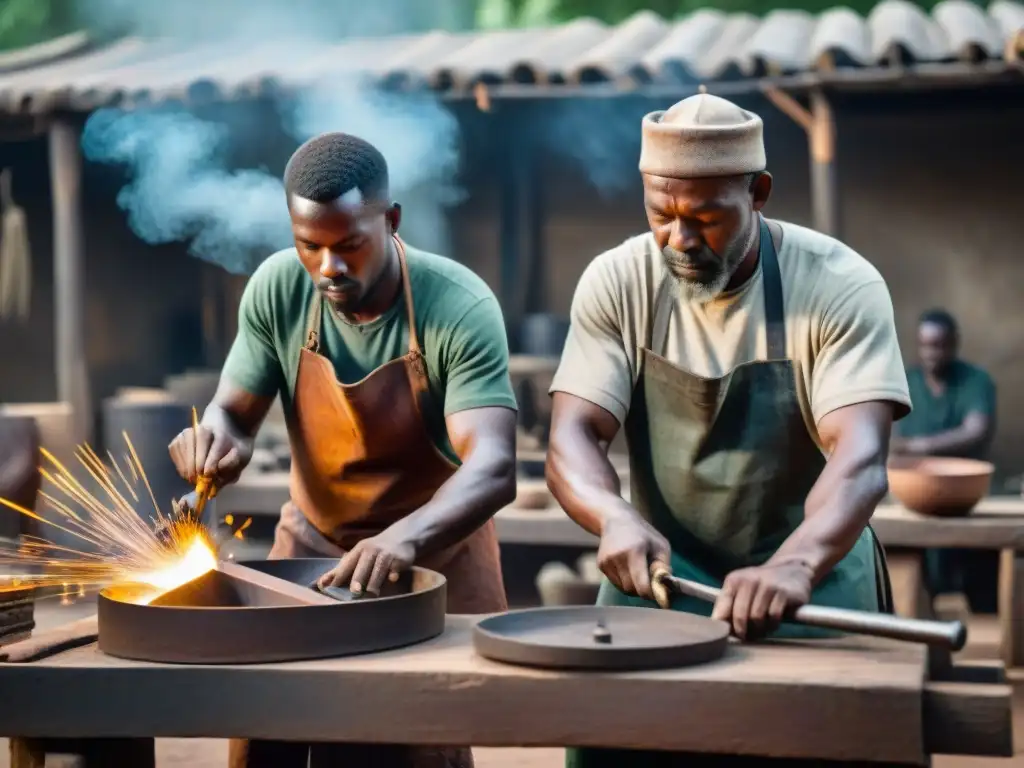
[661,223,758,303]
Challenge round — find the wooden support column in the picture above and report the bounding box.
[887,549,936,620]
[762,86,840,238]
[997,548,1024,669]
[496,106,543,352]
[48,118,91,446]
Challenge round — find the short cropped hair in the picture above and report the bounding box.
[284,132,389,204]
[919,308,958,336]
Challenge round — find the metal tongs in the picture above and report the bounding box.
[170,407,219,524]
[650,563,967,651]
[192,474,216,519]
[169,475,217,529]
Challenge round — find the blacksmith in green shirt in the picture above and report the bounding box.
[891,308,997,610]
[168,133,517,767]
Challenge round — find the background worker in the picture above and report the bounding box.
[892,308,997,612]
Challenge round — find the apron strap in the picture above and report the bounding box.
[302,236,420,356]
[304,291,323,353]
[758,215,786,361]
[868,524,895,614]
[393,236,422,356]
[646,235,675,359]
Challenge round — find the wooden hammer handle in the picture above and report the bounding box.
[651,565,966,651]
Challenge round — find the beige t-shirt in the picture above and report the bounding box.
[550,220,911,449]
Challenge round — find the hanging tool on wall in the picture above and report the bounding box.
[0,168,32,323]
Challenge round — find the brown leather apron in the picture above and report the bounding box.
[230,238,506,768]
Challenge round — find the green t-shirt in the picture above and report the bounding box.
[222,244,518,463]
[897,360,996,459]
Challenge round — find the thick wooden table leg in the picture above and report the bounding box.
[886,550,935,619]
[998,548,1024,669]
[9,738,45,768]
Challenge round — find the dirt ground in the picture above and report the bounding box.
[2,600,1020,767]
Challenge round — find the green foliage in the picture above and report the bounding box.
[480,0,962,27]
[0,0,78,51]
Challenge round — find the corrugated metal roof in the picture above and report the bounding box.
[0,0,1022,114]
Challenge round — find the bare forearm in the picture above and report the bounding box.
[771,452,888,584]
[547,431,637,536]
[390,451,515,558]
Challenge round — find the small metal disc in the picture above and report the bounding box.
[473,605,730,671]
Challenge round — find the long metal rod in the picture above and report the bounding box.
[651,566,967,651]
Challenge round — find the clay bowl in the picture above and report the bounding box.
[887,456,994,517]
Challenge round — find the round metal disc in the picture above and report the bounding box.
[473,605,730,671]
[98,559,446,664]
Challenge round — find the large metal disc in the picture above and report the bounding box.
[473,605,730,671]
[98,559,446,664]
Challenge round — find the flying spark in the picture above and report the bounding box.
[0,431,218,604]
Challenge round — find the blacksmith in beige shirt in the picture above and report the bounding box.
[554,92,911,768]
[554,220,909,445]
[547,92,912,758]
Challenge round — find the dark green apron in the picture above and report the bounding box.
[567,218,892,768]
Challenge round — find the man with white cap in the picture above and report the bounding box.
[548,91,911,765]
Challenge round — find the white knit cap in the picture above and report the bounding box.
[639,92,766,178]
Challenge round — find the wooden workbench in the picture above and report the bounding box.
[870,498,1024,671]
[215,476,1024,667]
[0,616,1012,764]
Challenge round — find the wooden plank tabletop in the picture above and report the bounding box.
[871,498,1024,549]
[493,498,1024,550]
[0,615,928,763]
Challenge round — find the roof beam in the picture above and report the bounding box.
[763,86,840,238]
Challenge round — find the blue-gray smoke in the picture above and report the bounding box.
[81,86,462,274]
[284,86,462,209]
[77,0,464,274]
[81,109,292,274]
[539,98,647,200]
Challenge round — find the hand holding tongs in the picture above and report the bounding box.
[192,474,216,519]
[171,407,218,522]
[650,563,967,651]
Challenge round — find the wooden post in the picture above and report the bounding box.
[761,86,840,238]
[498,118,528,351]
[809,89,839,238]
[9,738,45,768]
[886,550,936,620]
[48,118,91,446]
[997,548,1024,669]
